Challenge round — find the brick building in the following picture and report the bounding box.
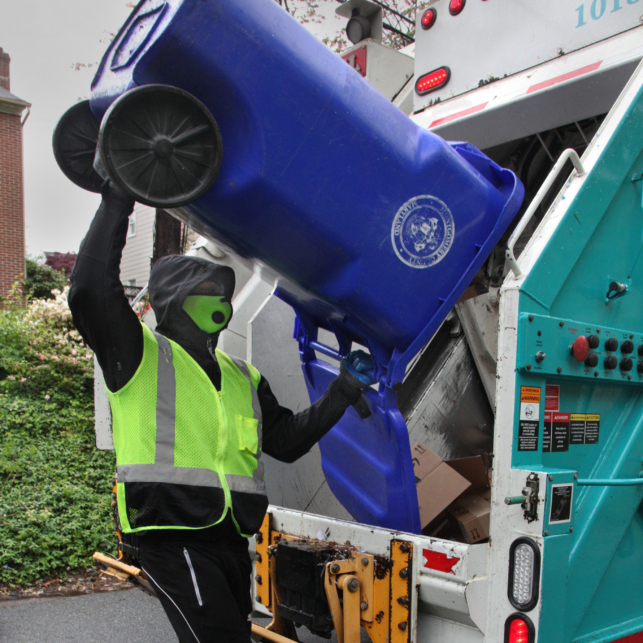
[0,47,30,299]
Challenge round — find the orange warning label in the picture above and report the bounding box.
[520,386,542,404]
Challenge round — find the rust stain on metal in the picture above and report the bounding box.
[373,555,393,580]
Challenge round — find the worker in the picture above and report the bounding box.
[68,180,377,643]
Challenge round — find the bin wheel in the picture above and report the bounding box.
[52,100,103,193]
[98,84,223,208]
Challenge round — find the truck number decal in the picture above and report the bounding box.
[576,0,640,28]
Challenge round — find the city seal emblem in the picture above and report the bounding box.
[391,195,455,269]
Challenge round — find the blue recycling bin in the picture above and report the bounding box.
[89,0,524,532]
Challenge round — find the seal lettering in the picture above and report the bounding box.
[391,195,455,269]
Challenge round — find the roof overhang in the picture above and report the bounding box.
[0,91,30,116]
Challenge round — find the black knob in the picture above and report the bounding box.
[620,358,633,371]
[604,355,618,369]
[638,345,643,357]
[605,338,619,352]
[588,335,600,349]
[621,340,634,354]
[638,361,643,374]
[585,352,599,368]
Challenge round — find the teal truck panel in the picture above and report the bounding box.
[515,72,643,642]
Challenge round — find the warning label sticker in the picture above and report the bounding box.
[585,414,600,444]
[545,385,560,411]
[521,387,542,404]
[567,414,601,445]
[552,413,570,452]
[549,484,573,524]
[543,412,552,452]
[542,402,600,452]
[518,386,541,451]
[570,414,586,445]
[544,412,570,452]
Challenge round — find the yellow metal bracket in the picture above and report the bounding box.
[255,513,271,608]
[324,562,361,643]
[390,540,413,643]
[251,529,396,643]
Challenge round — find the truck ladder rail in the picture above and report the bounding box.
[576,475,643,486]
[506,148,586,278]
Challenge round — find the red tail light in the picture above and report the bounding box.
[449,0,466,15]
[505,614,535,643]
[509,619,529,642]
[415,67,450,95]
[421,8,437,29]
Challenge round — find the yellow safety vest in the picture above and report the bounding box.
[107,323,267,536]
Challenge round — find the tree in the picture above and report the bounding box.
[23,258,67,301]
[44,252,77,276]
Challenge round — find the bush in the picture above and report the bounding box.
[0,286,116,587]
[23,257,67,301]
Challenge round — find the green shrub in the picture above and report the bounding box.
[23,257,67,301]
[0,286,116,587]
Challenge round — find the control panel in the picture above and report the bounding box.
[518,314,643,384]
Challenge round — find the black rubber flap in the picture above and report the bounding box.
[98,84,223,208]
[52,100,103,193]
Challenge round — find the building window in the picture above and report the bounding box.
[128,279,136,287]
[128,212,137,238]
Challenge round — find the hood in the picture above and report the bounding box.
[149,255,235,362]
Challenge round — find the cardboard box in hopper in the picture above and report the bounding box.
[411,443,491,533]
[448,489,492,544]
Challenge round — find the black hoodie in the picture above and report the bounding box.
[147,254,235,390]
[69,184,362,472]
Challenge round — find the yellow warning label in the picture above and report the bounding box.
[585,414,600,422]
[520,386,542,404]
[571,414,586,421]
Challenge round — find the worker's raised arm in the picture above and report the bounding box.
[68,182,142,392]
[260,352,376,463]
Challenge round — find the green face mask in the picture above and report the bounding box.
[182,295,232,334]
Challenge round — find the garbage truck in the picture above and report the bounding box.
[52,0,643,641]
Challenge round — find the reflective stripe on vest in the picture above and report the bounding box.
[116,331,265,496]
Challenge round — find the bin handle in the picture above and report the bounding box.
[505,149,585,279]
[307,340,343,361]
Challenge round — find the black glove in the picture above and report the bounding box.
[100,178,135,214]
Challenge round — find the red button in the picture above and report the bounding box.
[571,336,590,362]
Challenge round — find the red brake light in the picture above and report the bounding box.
[505,614,534,643]
[415,67,450,95]
[421,8,437,29]
[449,0,466,15]
[509,619,530,643]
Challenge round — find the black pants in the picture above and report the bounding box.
[140,533,253,643]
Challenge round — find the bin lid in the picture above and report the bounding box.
[302,358,421,533]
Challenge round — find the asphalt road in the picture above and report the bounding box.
[0,588,177,643]
[0,588,371,642]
